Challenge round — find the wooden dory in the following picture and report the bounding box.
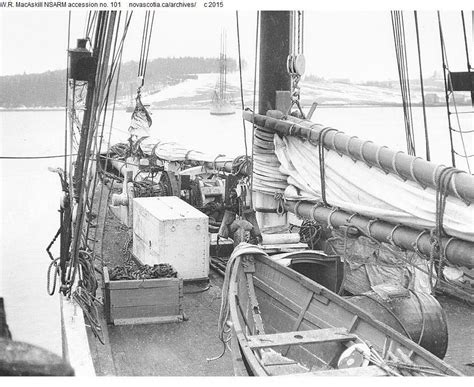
[223,244,462,376]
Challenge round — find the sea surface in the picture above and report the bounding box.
[0,106,472,356]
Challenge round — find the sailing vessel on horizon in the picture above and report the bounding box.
[210,30,235,115]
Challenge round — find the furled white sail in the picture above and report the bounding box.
[140,137,233,164]
[272,134,473,243]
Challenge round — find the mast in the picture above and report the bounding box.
[223,30,227,98]
[258,11,291,114]
[220,31,224,100]
[72,12,104,201]
[67,11,117,291]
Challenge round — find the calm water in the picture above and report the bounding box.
[0,106,471,356]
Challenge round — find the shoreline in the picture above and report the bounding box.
[0,104,450,112]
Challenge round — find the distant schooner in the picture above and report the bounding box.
[210,30,235,115]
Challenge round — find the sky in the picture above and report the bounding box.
[0,7,472,82]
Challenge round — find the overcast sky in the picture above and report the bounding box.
[0,8,472,82]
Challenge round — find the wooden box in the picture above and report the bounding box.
[103,267,184,325]
[132,196,209,281]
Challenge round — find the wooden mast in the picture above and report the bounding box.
[258,11,291,115]
[68,11,117,289]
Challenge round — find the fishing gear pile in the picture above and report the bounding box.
[109,261,177,281]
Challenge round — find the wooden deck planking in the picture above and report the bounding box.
[96,182,233,376]
[106,274,234,376]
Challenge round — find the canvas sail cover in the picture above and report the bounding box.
[271,134,473,243]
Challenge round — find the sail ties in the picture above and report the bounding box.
[271,193,285,216]
[318,127,337,206]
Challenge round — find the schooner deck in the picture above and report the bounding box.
[81,183,473,376]
[85,184,233,376]
[88,274,233,376]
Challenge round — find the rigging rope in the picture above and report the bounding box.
[236,11,253,210]
[65,11,133,302]
[236,12,249,161]
[137,11,155,88]
[460,11,474,106]
[391,11,416,156]
[0,154,78,159]
[85,11,97,40]
[64,11,72,175]
[250,11,260,208]
[128,11,154,143]
[287,11,305,118]
[438,12,472,173]
[89,11,125,258]
[68,11,114,279]
[413,11,431,161]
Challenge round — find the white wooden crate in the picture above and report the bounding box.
[132,196,209,281]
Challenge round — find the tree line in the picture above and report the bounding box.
[0,57,237,108]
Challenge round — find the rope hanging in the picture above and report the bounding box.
[137,11,155,88]
[391,10,416,156]
[129,11,155,141]
[429,167,462,292]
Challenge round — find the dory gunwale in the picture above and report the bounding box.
[227,251,463,376]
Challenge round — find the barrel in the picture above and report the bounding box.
[347,291,448,358]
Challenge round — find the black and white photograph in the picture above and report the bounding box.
[0,0,473,379]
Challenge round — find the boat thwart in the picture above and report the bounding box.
[223,244,462,376]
